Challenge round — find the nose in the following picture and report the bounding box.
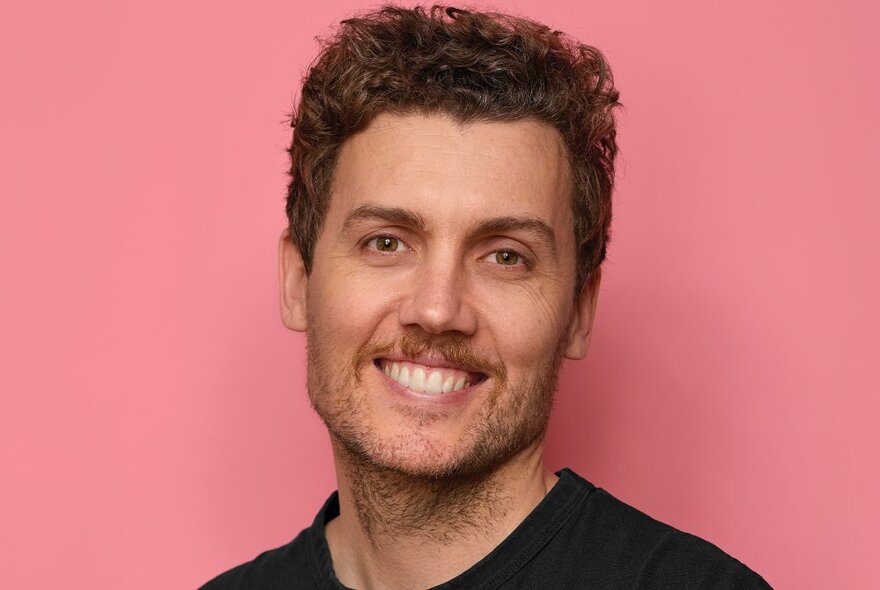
[397,255,478,336]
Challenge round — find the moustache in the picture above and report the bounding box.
[351,330,507,384]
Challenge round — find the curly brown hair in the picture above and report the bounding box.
[286,4,620,296]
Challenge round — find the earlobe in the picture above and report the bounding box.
[278,229,309,332]
[563,269,602,360]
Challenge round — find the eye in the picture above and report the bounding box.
[366,236,401,252]
[495,251,519,265]
[485,250,526,266]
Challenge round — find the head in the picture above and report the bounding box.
[287,5,619,299]
[279,5,620,480]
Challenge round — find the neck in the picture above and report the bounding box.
[325,441,557,590]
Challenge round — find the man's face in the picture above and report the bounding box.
[280,113,599,478]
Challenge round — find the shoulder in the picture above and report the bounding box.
[558,470,772,588]
[198,530,317,590]
[639,529,772,589]
[199,492,341,590]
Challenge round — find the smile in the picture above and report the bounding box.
[374,358,487,396]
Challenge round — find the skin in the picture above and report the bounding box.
[279,113,601,589]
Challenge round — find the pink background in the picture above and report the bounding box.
[2,0,878,588]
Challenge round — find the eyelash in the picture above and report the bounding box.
[363,235,409,254]
[486,250,530,268]
[362,234,531,269]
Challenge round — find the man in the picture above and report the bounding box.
[202,5,770,589]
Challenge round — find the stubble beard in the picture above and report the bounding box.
[305,315,566,543]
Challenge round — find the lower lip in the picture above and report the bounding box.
[374,363,486,406]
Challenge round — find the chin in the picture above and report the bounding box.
[349,428,510,481]
[379,437,464,476]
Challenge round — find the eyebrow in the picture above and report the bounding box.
[471,216,557,254]
[342,204,428,232]
[341,203,556,253]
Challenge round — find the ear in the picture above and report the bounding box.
[563,269,602,360]
[278,228,308,332]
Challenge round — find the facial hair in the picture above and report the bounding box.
[305,313,567,542]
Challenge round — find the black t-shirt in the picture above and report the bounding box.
[200,468,771,589]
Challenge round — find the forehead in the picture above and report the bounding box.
[328,113,573,230]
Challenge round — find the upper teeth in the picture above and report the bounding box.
[381,360,471,395]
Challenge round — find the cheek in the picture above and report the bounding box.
[308,263,403,340]
[474,281,571,363]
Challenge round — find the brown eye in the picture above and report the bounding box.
[371,236,400,252]
[495,251,519,265]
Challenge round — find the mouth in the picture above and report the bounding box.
[373,357,488,396]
